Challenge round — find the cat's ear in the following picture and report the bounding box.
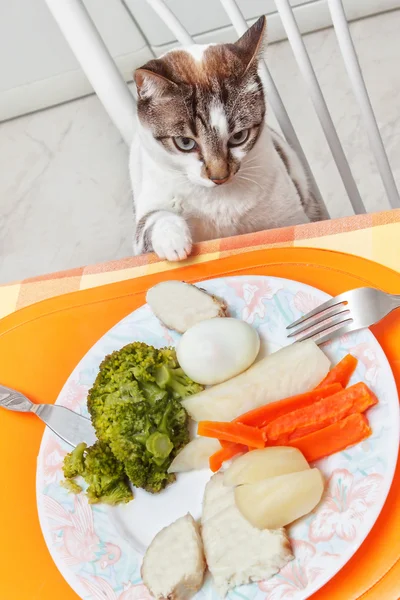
[134,68,178,101]
[234,15,267,75]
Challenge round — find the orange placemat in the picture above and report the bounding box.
[0,247,399,600]
[2,209,400,321]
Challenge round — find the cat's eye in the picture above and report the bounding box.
[229,129,250,146]
[173,136,197,152]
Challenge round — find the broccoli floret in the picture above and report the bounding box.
[63,442,87,478]
[155,365,203,398]
[86,342,198,494]
[83,441,133,504]
[90,480,133,505]
[61,441,133,505]
[155,347,203,398]
[144,465,176,494]
[60,478,83,494]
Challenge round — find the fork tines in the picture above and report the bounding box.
[287,293,353,344]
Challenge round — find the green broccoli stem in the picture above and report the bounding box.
[139,381,168,403]
[146,432,174,459]
[60,478,82,494]
[158,401,173,435]
[63,442,87,478]
[155,365,197,398]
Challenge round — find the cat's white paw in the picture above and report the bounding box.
[151,214,192,261]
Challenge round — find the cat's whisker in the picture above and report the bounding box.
[240,166,264,172]
[243,156,263,167]
[237,175,264,192]
[239,168,265,178]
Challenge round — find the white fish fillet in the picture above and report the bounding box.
[146,281,228,333]
[201,474,293,597]
[141,513,206,600]
[183,340,330,422]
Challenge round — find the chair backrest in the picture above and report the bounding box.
[144,0,400,213]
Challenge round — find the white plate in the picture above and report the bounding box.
[37,276,399,600]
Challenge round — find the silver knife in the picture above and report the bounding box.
[0,384,97,447]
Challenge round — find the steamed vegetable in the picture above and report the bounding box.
[317,354,358,388]
[209,443,247,473]
[62,441,133,505]
[182,341,330,422]
[168,437,221,473]
[235,468,324,529]
[198,421,265,449]
[223,447,310,486]
[86,342,202,494]
[285,413,372,462]
[63,441,86,478]
[177,318,260,385]
[234,383,342,428]
[146,281,228,333]
[263,382,377,443]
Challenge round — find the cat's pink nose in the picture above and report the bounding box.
[211,176,230,185]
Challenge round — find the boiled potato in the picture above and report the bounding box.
[168,437,221,473]
[235,468,324,529]
[224,447,309,486]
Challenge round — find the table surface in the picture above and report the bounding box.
[1,210,400,600]
[1,209,400,319]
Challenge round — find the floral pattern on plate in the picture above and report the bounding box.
[36,276,399,600]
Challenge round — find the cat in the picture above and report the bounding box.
[130,15,327,261]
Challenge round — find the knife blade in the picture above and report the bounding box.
[0,384,97,447]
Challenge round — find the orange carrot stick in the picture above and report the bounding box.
[317,354,358,388]
[283,413,372,462]
[209,443,246,472]
[234,383,342,428]
[198,421,266,449]
[263,382,377,443]
[220,439,252,448]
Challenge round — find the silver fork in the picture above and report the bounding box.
[287,287,400,344]
[0,384,97,447]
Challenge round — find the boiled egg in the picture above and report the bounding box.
[177,318,260,385]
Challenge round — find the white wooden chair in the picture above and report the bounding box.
[44,0,400,215]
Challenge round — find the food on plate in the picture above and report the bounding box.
[146,281,228,333]
[198,421,265,448]
[55,276,381,598]
[317,353,358,388]
[87,342,203,493]
[233,382,342,427]
[223,447,310,486]
[204,355,376,470]
[168,437,221,473]
[177,318,260,385]
[234,468,324,529]
[201,473,293,597]
[61,441,133,504]
[182,340,330,422]
[263,382,378,443]
[142,513,206,600]
[61,342,203,502]
[209,443,247,473]
[286,413,372,462]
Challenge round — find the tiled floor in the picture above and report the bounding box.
[1,10,399,284]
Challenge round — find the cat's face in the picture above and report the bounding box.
[135,17,266,188]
